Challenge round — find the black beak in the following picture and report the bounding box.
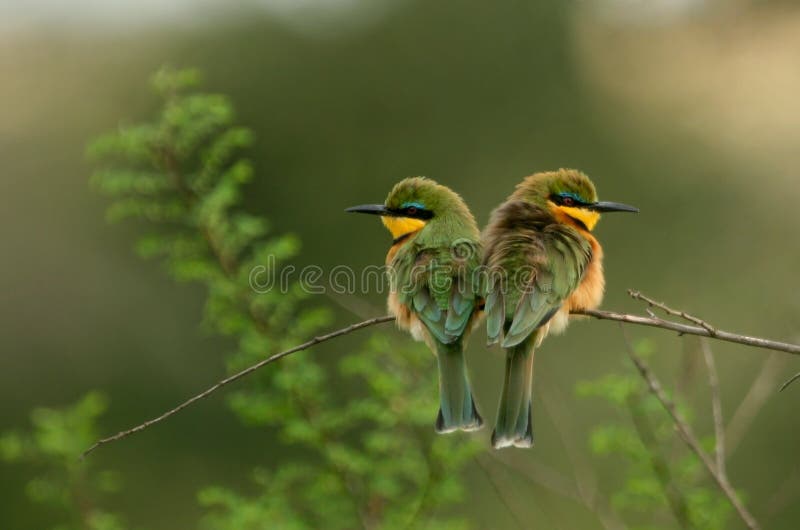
[345,204,390,216]
[587,201,639,213]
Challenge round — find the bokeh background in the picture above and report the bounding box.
[2,0,800,528]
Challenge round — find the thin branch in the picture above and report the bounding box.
[539,379,598,505]
[725,353,787,457]
[575,308,800,355]
[475,455,529,530]
[779,371,800,392]
[403,428,439,530]
[700,338,726,478]
[620,325,761,530]
[626,391,694,530]
[764,467,800,523]
[628,290,717,334]
[485,452,581,504]
[485,452,626,530]
[82,292,800,458]
[675,339,701,406]
[80,315,395,459]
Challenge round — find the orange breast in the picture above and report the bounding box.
[385,243,401,266]
[384,234,431,348]
[567,233,605,312]
[545,232,605,338]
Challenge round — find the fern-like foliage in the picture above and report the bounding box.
[84,67,480,530]
[0,392,126,530]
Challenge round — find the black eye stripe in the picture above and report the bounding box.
[389,206,434,219]
[552,192,587,207]
[400,206,433,219]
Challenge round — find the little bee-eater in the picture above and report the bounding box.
[346,177,484,433]
[483,169,638,449]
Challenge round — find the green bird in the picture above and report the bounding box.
[483,169,638,448]
[346,177,484,433]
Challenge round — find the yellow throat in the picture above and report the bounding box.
[548,202,601,231]
[381,216,427,240]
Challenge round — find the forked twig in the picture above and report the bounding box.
[701,338,727,478]
[628,290,717,334]
[620,326,761,530]
[576,307,800,355]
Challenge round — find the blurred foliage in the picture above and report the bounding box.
[2,50,781,529]
[4,0,800,527]
[0,392,126,530]
[83,67,480,529]
[576,339,733,530]
[200,334,480,530]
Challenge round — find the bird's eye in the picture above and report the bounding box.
[561,196,575,206]
[406,206,418,215]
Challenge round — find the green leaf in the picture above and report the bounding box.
[151,66,202,96]
[0,432,25,461]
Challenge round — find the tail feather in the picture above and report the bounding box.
[492,339,535,449]
[435,341,483,433]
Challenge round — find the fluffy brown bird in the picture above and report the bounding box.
[482,169,638,448]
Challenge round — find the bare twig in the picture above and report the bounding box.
[475,456,528,530]
[764,467,800,523]
[575,308,800,355]
[700,338,726,478]
[82,291,800,458]
[626,391,693,530]
[628,290,717,334]
[80,315,395,459]
[725,353,788,457]
[675,339,701,402]
[539,379,598,505]
[779,371,800,392]
[620,325,761,530]
[403,428,439,529]
[485,452,581,503]
[486,451,583,503]
[485,452,625,530]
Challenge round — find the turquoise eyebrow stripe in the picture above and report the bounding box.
[401,201,425,209]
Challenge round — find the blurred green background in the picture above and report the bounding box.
[2,0,799,528]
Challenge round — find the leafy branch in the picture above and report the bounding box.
[1,393,127,530]
[84,66,480,530]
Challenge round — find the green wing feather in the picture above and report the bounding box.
[483,201,592,348]
[485,287,504,345]
[501,227,592,347]
[394,239,481,344]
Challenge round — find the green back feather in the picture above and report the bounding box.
[482,199,592,347]
[386,178,482,345]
